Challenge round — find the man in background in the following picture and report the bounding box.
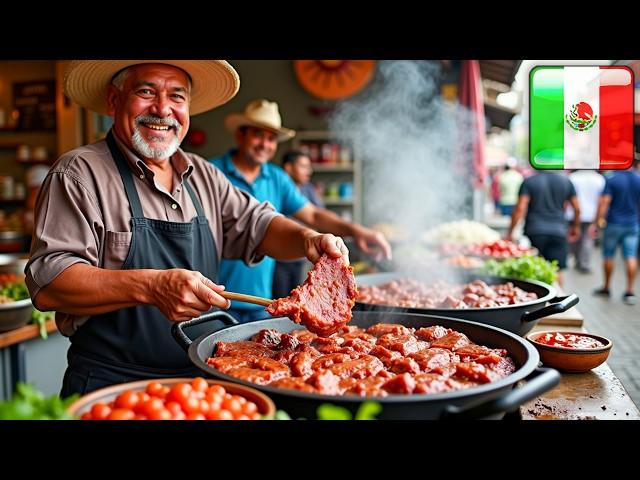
[592,159,640,305]
[566,169,605,273]
[209,99,391,322]
[498,158,523,217]
[506,170,580,286]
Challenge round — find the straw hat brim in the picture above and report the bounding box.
[63,60,240,116]
[224,113,296,142]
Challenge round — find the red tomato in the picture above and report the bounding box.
[186,413,206,420]
[180,396,201,415]
[165,401,183,416]
[115,391,140,410]
[80,412,93,420]
[167,383,192,404]
[90,402,112,421]
[140,398,165,419]
[207,385,226,397]
[146,381,165,398]
[147,408,172,420]
[191,377,209,392]
[108,408,135,420]
[241,402,258,416]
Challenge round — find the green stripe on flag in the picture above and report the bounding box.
[530,66,565,169]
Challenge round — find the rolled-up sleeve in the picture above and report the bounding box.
[212,167,280,266]
[25,166,103,300]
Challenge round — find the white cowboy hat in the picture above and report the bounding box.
[224,99,295,142]
[63,60,240,116]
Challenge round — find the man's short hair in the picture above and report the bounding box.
[282,150,307,167]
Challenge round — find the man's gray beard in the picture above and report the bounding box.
[131,126,181,160]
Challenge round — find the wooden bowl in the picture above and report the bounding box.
[526,331,612,373]
[67,377,276,419]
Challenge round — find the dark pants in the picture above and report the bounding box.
[273,259,306,299]
[528,234,568,269]
[61,347,201,398]
[568,222,594,270]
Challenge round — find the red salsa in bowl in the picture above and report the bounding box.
[526,331,612,373]
[535,332,606,349]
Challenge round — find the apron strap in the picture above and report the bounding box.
[106,130,145,218]
[184,181,206,218]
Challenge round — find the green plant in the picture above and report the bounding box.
[273,401,382,420]
[31,309,55,339]
[0,383,79,420]
[482,255,558,285]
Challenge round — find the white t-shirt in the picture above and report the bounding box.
[565,171,606,222]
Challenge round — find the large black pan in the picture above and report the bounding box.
[172,310,560,420]
[354,272,579,337]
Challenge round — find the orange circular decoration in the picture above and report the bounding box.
[294,60,376,100]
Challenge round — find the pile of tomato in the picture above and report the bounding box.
[79,377,262,420]
[465,240,533,259]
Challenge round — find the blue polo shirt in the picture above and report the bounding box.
[210,150,309,309]
[603,170,640,227]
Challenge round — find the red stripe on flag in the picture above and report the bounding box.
[599,66,634,169]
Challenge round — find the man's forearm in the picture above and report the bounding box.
[257,216,318,260]
[305,207,359,237]
[34,263,156,315]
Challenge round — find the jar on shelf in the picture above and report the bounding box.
[308,143,319,163]
[320,143,332,164]
[340,145,351,165]
[0,176,15,200]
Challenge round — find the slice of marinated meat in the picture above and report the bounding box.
[307,370,343,395]
[340,376,389,397]
[415,325,451,342]
[269,376,316,393]
[226,367,289,385]
[430,332,471,351]
[409,348,459,372]
[266,254,357,337]
[413,373,453,394]
[454,362,501,383]
[251,329,282,348]
[377,333,429,356]
[366,323,413,338]
[381,373,416,394]
[214,341,274,358]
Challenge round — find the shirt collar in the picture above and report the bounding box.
[222,148,272,182]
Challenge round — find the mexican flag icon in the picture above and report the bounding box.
[530,66,634,170]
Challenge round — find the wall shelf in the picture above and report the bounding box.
[293,131,362,222]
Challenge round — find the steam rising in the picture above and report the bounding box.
[329,60,480,279]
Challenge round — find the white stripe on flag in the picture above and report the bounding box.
[564,67,600,169]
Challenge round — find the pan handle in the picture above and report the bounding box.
[441,367,560,420]
[520,294,579,323]
[171,310,239,352]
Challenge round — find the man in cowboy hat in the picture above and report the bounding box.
[210,99,391,323]
[24,61,351,397]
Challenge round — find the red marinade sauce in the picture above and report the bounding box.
[536,332,605,349]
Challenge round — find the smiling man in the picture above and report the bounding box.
[24,61,351,397]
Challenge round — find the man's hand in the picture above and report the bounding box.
[353,226,392,261]
[567,224,581,243]
[304,232,349,265]
[149,269,230,322]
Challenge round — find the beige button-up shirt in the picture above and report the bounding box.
[25,133,280,336]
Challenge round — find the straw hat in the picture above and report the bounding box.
[63,60,240,116]
[224,99,295,142]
